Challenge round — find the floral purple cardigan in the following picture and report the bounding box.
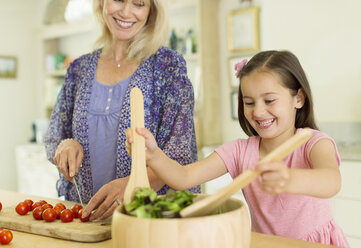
[44,47,200,203]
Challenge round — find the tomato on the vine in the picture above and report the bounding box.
[0,229,13,245]
[42,208,57,222]
[60,209,74,223]
[33,206,45,220]
[71,204,83,218]
[78,208,90,222]
[15,201,30,215]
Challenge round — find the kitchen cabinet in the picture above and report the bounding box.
[332,160,361,247]
[15,144,60,199]
[37,17,99,118]
[168,0,221,149]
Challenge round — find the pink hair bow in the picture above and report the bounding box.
[234,59,248,78]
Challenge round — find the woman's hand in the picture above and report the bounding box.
[81,177,129,221]
[125,127,159,161]
[255,161,290,194]
[53,139,83,182]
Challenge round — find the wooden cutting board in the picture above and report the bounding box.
[0,206,111,242]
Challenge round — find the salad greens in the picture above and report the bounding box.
[124,188,196,218]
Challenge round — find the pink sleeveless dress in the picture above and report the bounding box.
[215,128,349,247]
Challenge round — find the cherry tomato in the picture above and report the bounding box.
[0,228,3,231]
[42,203,53,210]
[33,206,45,220]
[38,200,47,206]
[78,208,90,222]
[42,208,57,222]
[60,209,74,223]
[15,201,30,215]
[54,203,66,211]
[53,206,63,219]
[71,204,83,218]
[31,201,43,211]
[24,199,34,210]
[0,202,2,212]
[0,229,13,245]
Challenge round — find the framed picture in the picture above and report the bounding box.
[228,7,260,52]
[229,55,253,88]
[231,91,238,121]
[0,56,17,78]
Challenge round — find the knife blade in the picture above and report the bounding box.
[73,174,84,206]
[55,164,84,206]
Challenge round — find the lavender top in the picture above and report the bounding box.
[88,77,131,195]
[44,47,200,203]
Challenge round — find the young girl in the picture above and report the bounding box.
[126,50,349,247]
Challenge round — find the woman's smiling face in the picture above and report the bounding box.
[102,0,150,42]
[241,70,303,140]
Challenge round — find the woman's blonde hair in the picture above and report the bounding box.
[93,0,169,63]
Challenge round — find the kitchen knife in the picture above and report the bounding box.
[55,164,84,206]
[73,173,84,206]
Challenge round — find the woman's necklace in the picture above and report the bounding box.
[101,47,125,68]
[114,55,124,68]
[115,58,121,68]
[100,55,122,69]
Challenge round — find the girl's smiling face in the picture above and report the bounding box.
[102,0,150,42]
[241,70,304,140]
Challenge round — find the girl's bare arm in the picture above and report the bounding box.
[256,139,341,198]
[286,138,341,198]
[128,128,228,190]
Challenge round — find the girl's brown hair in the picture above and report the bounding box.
[237,50,318,136]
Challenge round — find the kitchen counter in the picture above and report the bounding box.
[338,145,361,161]
[0,189,339,248]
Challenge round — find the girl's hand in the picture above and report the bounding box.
[53,139,83,182]
[255,161,290,194]
[125,128,159,160]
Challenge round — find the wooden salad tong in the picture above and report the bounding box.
[123,87,150,205]
[180,128,312,218]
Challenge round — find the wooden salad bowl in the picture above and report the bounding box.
[111,196,251,248]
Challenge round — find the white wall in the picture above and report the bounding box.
[219,0,361,143]
[0,0,46,190]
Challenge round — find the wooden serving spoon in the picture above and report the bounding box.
[123,87,150,205]
[180,128,312,218]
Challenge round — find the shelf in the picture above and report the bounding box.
[183,53,199,61]
[38,17,98,119]
[46,69,66,77]
[46,105,54,118]
[39,18,97,40]
[167,0,221,148]
[168,0,197,10]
